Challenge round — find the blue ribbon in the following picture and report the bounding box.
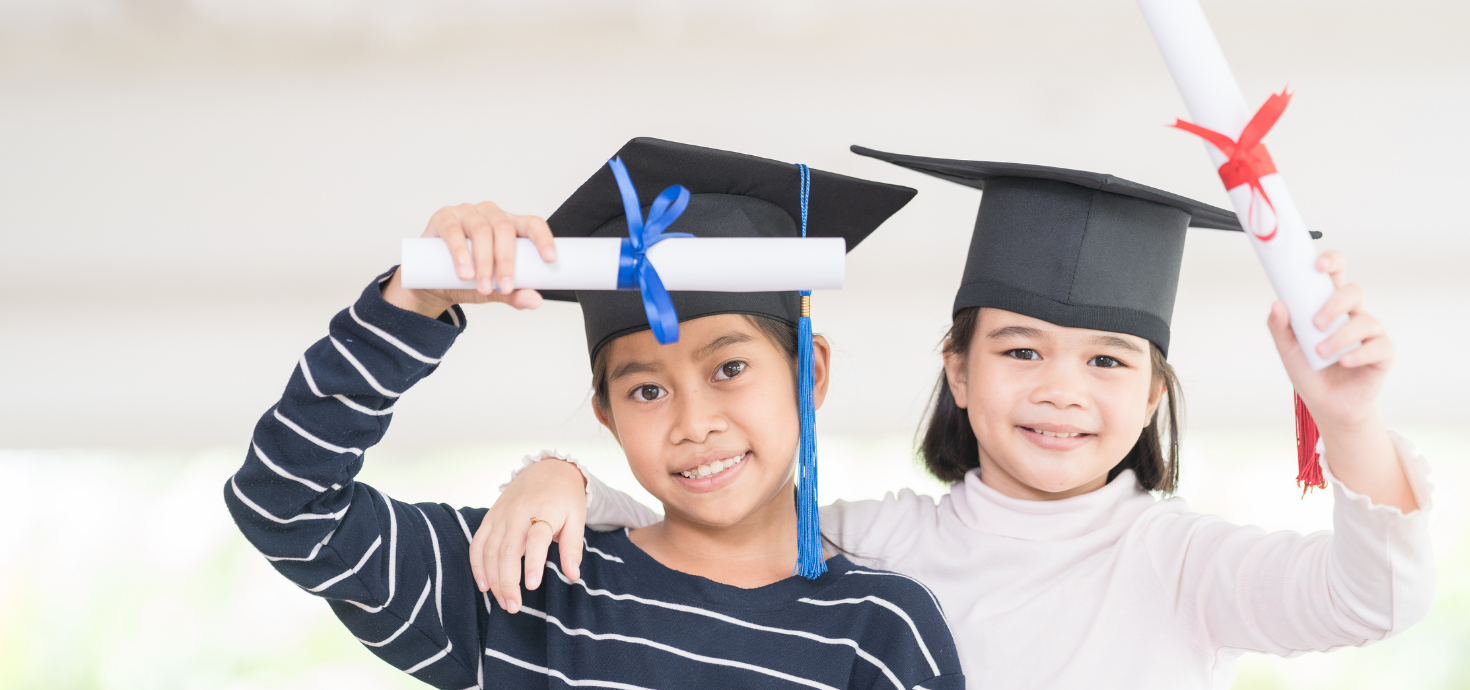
[607,157,694,345]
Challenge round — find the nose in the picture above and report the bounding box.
[1028,359,1090,411]
[668,384,729,445]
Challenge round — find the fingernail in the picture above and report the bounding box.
[498,277,513,294]
[476,577,486,591]
[1341,353,1355,366]
[507,600,519,614]
[496,597,506,610]
[478,277,491,294]
[458,261,472,279]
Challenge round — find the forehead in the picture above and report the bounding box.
[976,308,1150,350]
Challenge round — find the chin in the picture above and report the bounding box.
[1014,456,1108,495]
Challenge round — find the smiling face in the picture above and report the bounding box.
[593,314,828,529]
[944,308,1165,500]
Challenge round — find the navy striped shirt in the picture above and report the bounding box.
[224,270,965,690]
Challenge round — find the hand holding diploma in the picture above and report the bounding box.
[382,201,557,318]
[1136,0,1355,372]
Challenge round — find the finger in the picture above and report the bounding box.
[516,214,558,263]
[469,515,491,592]
[1314,282,1363,330]
[1339,333,1393,369]
[1265,301,1308,372]
[490,210,519,295]
[496,525,529,614]
[523,519,555,590]
[432,209,475,281]
[559,503,586,583]
[506,288,544,311]
[1316,250,1347,289]
[1318,312,1385,360]
[455,206,497,295]
[483,519,510,609]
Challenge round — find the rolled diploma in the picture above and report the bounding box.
[1137,0,1351,370]
[400,237,846,292]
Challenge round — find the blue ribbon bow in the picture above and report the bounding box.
[608,156,694,345]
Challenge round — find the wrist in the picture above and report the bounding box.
[381,269,453,318]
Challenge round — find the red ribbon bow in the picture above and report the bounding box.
[1171,89,1292,242]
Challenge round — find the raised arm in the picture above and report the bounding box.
[225,270,491,688]
[1148,433,1433,655]
[225,203,559,689]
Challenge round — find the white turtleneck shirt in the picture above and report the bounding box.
[581,433,1435,689]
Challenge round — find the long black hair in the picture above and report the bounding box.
[918,307,1183,493]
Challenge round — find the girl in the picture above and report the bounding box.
[224,138,965,689]
[478,147,1435,689]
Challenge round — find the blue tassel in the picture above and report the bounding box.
[794,163,826,580]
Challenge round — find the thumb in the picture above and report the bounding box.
[1266,301,1311,383]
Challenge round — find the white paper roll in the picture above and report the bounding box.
[1137,0,1351,371]
[400,237,846,292]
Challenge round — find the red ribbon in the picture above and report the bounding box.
[1171,89,1292,242]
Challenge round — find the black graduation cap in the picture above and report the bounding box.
[547,138,917,360]
[851,145,1318,356]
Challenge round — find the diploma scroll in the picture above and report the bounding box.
[1137,0,1351,370]
[401,237,846,292]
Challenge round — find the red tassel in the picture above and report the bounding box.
[1294,392,1325,496]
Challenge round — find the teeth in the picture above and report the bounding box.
[1032,428,1081,438]
[680,453,746,479]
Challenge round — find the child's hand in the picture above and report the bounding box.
[468,458,588,614]
[383,202,557,317]
[1267,250,1392,434]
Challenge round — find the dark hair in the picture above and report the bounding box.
[918,307,1183,493]
[592,314,800,414]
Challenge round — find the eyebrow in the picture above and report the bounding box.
[609,360,664,382]
[986,325,1047,341]
[1090,334,1144,354]
[694,332,756,360]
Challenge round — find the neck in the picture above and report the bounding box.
[630,480,802,589]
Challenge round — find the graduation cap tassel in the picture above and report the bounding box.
[1294,392,1325,496]
[794,163,827,579]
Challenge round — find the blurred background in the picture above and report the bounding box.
[1,0,1467,687]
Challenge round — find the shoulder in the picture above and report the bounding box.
[817,561,948,627]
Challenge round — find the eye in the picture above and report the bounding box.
[1089,355,1125,368]
[631,384,666,402]
[1005,348,1041,361]
[714,360,747,381]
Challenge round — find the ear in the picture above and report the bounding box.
[942,339,969,410]
[811,334,833,411]
[1143,378,1166,428]
[592,399,621,444]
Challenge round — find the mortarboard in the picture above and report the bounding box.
[853,145,1327,491]
[547,138,916,577]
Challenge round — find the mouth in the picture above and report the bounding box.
[679,452,748,479]
[1018,425,1094,449]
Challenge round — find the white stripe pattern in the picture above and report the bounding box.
[357,578,434,648]
[350,304,442,364]
[585,545,624,564]
[405,639,453,675]
[545,563,905,690]
[484,647,655,690]
[299,355,396,416]
[344,490,400,613]
[519,605,841,690]
[799,596,940,676]
[307,536,382,593]
[264,527,337,562]
[330,337,402,398]
[251,441,329,492]
[230,475,348,524]
[274,408,364,456]
[416,506,445,626]
[844,570,949,626]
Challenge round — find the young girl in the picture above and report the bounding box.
[479,147,1435,689]
[224,138,965,689]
